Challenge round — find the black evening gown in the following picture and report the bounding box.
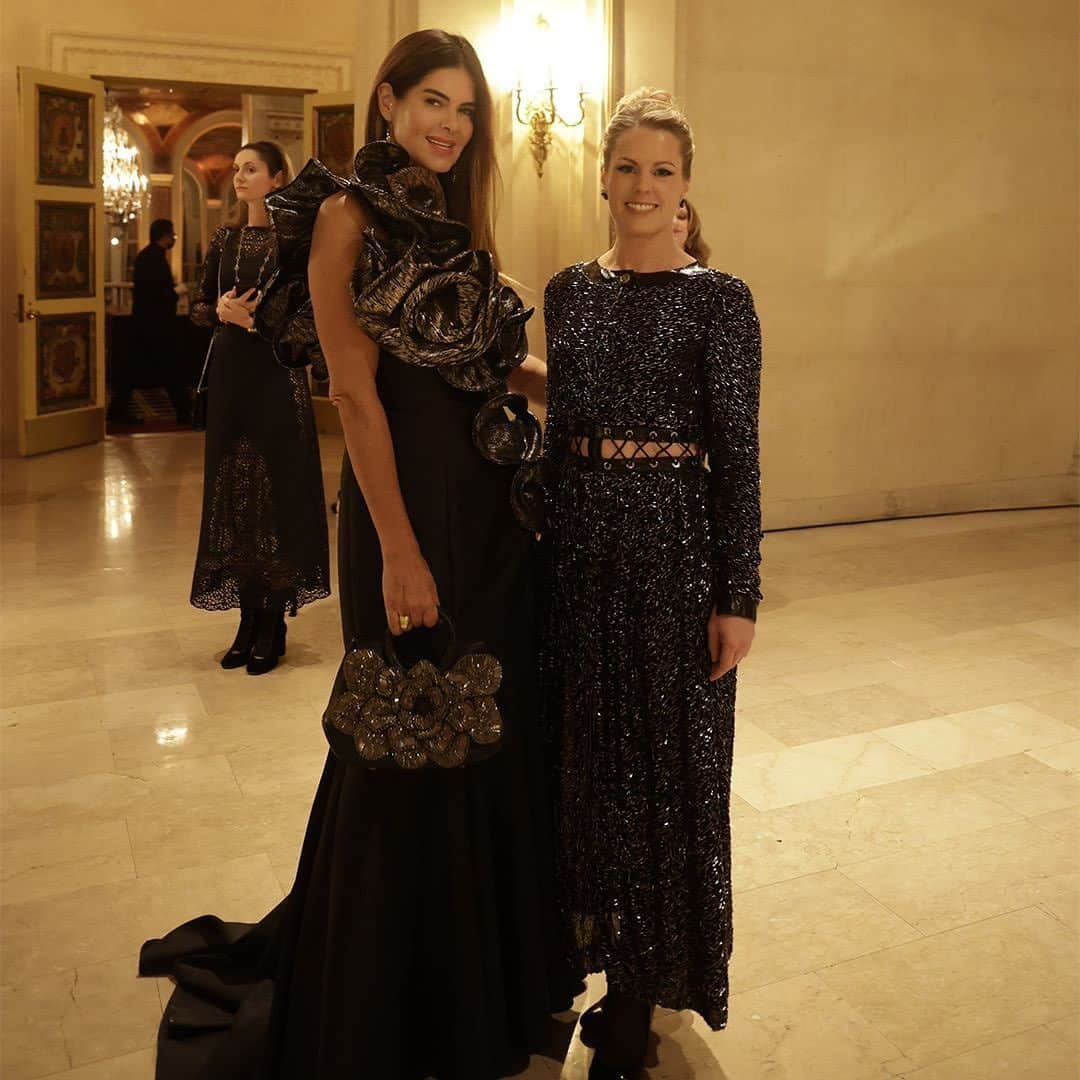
[190,225,330,614]
[141,145,577,1079]
[540,260,763,1030]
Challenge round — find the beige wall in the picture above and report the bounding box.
[678,0,1080,527]
[6,2,1077,533]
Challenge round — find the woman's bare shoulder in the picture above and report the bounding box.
[316,190,371,231]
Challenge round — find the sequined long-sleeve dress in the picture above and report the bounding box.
[541,259,763,1029]
[189,225,330,614]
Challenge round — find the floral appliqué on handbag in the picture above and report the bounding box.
[323,612,503,770]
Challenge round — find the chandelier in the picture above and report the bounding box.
[103,102,149,223]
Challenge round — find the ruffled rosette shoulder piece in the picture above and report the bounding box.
[255,140,543,530]
[256,140,530,393]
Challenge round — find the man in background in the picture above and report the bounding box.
[109,218,192,424]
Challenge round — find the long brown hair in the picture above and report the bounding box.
[225,140,291,226]
[682,199,711,266]
[365,29,500,263]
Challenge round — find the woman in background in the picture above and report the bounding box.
[190,141,329,674]
[673,196,711,265]
[542,89,762,1079]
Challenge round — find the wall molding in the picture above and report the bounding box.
[764,475,1080,532]
[50,30,352,93]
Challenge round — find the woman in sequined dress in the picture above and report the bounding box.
[542,89,763,1079]
[190,141,329,674]
[141,32,576,1080]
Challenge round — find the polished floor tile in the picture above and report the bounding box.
[36,1049,156,1080]
[1025,687,1080,727]
[818,907,1077,1068]
[697,973,911,1079]
[1,855,283,987]
[1045,1014,1079,1051]
[1027,738,1080,773]
[840,817,1078,934]
[727,869,921,992]
[0,955,160,1080]
[1,436,1076,1079]
[740,682,943,747]
[900,1025,1078,1080]
[875,701,1078,770]
[1,818,135,907]
[732,731,934,810]
[732,769,1020,890]
[940,752,1080,817]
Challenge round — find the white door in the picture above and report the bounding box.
[302,91,357,433]
[15,68,106,456]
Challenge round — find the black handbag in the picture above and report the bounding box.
[323,609,504,770]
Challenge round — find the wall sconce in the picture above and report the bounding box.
[511,13,587,177]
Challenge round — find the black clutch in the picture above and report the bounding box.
[323,609,504,770]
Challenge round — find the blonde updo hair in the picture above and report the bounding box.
[601,87,694,179]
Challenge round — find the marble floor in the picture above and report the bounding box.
[1,431,1077,1080]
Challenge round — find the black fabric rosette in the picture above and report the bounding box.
[258,141,531,392]
[472,392,545,532]
[323,609,504,770]
[256,140,542,528]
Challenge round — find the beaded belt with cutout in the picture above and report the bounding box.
[566,420,703,472]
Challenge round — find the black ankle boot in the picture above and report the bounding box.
[587,992,652,1080]
[588,1063,643,1080]
[220,609,258,669]
[580,997,606,1048]
[246,611,286,675]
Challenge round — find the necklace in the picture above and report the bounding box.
[233,225,274,302]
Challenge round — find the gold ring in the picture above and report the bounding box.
[398,614,411,631]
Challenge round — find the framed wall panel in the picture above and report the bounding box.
[36,312,96,414]
[37,85,93,186]
[315,104,356,177]
[36,201,94,299]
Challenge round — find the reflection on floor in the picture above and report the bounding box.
[0,432,1076,1080]
[107,389,192,436]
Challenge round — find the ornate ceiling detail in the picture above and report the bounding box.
[50,30,351,92]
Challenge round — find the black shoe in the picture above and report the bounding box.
[585,992,651,1079]
[579,998,607,1049]
[246,612,286,675]
[220,609,257,669]
[588,1061,642,1080]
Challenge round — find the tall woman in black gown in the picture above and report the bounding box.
[190,141,330,674]
[141,31,575,1080]
[542,89,763,1078]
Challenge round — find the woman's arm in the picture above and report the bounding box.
[506,353,547,408]
[539,276,572,479]
[703,275,763,679]
[190,228,225,327]
[309,192,439,634]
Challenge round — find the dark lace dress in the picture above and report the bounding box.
[190,225,329,614]
[140,145,576,1080]
[541,260,763,1030]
